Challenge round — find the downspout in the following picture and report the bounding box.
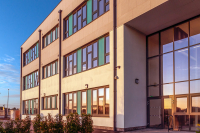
[38,29,41,115]
[113,0,117,131]
[20,47,22,119]
[58,10,62,114]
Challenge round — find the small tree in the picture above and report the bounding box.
[65,113,81,133]
[81,114,93,133]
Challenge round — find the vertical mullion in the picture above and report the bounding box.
[103,87,106,115]
[159,33,161,96]
[188,21,191,131]
[173,27,175,117]
[97,89,99,114]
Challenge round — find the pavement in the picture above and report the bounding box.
[94,128,196,133]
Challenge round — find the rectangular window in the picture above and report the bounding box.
[92,87,109,116]
[23,99,38,115]
[192,96,200,112]
[43,26,59,48]
[73,13,77,33]
[105,36,110,63]
[82,5,87,27]
[82,91,87,114]
[64,52,77,77]
[92,0,109,20]
[65,92,77,114]
[43,60,58,79]
[23,70,39,90]
[43,95,57,110]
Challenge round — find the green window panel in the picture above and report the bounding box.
[87,0,92,24]
[28,100,30,115]
[98,37,105,66]
[46,66,48,78]
[77,49,82,73]
[69,14,73,36]
[32,99,34,114]
[55,61,57,74]
[51,31,53,43]
[36,43,39,58]
[50,64,52,76]
[87,90,91,114]
[56,27,58,39]
[55,95,57,108]
[25,76,27,90]
[77,91,81,115]
[32,73,34,88]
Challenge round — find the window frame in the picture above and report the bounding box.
[64,52,77,77]
[23,70,39,90]
[64,92,77,115]
[91,86,109,117]
[23,98,38,115]
[92,0,109,20]
[104,35,110,64]
[190,94,200,115]
[43,60,58,79]
[43,95,58,110]
[81,90,87,114]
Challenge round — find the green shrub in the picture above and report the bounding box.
[65,113,81,133]
[41,115,49,133]
[81,114,93,133]
[4,120,15,133]
[33,114,42,133]
[21,116,31,133]
[53,114,64,133]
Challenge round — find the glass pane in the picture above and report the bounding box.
[78,16,81,30]
[69,101,72,113]
[52,96,55,108]
[93,42,97,58]
[98,97,103,114]
[106,5,109,12]
[175,115,189,130]
[93,13,97,20]
[82,91,86,106]
[163,84,173,96]
[190,80,200,94]
[73,108,76,113]
[92,107,97,114]
[106,55,109,63]
[69,54,72,61]
[162,53,173,83]
[69,62,72,75]
[83,48,86,62]
[98,88,104,96]
[99,0,104,16]
[105,107,109,114]
[73,13,77,26]
[88,53,92,69]
[52,63,55,75]
[164,98,172,115]
[161,28,173,53]
[78,9,81,16]
[174,22,188,50]
[190,17,200,46]
[74,53,77,66]
[53,30,55,41]
[48,65,50,77]
[88,45,92,52]
[176,97,187,112]
[148,86,159,97]
[83,21,86,27]
[83,64,86,71]
[65,94,68,107]
[48,34,50,45]
[82,108,87,114]
[48,97,51,108]
[190,115,200,131]
[93,60,98,67]
[175,82,188,95]
[106,36,110,53]
[148,33,159,57]
[69,93,72,100]
[93,0,97,11]
[74,67,77,74]
[106,88,109,104]
[192,97,200,112]
[83,5,86,19]
[148,57,159,85]
[73,93,77,106]
[175,48,188,82]
[93,90,97,105]
[190,45,200,79]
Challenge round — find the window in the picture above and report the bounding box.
[92,0,109,20]
[43,60,58,79]
[92,87,109,116]
[43,95,57,110]
[82,91,87,114]
[63,1,109,40]
[23,70,39,90]
[105,36,110,64]
[192,96,200,112]
[23,99,38,115]
[23,42,39,66]
[176,97,187,112]
[64,92,77,114]
[43,26,59,48]
[64,52,77,77]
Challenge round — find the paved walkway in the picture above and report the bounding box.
[94,128,196,133]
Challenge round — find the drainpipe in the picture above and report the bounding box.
[38,29,41,115]
[20,47,22,119]
[113,0,117,131]
[58,10,62,114]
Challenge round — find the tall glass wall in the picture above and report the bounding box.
[147,16,200,131]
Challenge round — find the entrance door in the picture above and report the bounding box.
[149,99,162,128]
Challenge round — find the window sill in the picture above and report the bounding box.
[23,57,39,67]
[23,85,39,91]
[42,73,59,80]
[42,38,59,50]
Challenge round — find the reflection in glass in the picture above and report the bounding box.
[175,115,189,130]
[148,86,159,97]
[174,23,188,50]
[106,36,110,53]
[82,92,86,106]
[163,84,173,96]
[106,88,109,104]
[175,48,188,82]
[98,88,104,96]
[190,80,200,94]
[148,33,159,57]
[164,98,172,128]
[98,97,103,114]
[92,107,97,114]
[192,97,200,112]
[161,28,173,53]
[73,93,77,106]
[148,57,159,85]
[99,0,104,16]
[48,97,50,108]
[82,108,86,114]
[69,93,72,100]
[175,82,188,95]
[83,48,86,62]
[190,17,200,46]
[88,53,92,69]
[93,42,97,58]
[52,96,55,108]
[190,45,200,79]
[105,107,109,114]
[93,90,97,105]
[176,97,187,112]
[190,115,200,131]
[83,64,86,71]
[162,53,173,83]
[93,60,98,67]
[106,55,109,63]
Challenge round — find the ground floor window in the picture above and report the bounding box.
[43,95,57,110]
[23,99,38,115]
[64,92,77,114]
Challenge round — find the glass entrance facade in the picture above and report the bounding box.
[147,16,200,131]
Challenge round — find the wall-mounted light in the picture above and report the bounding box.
[85,84,88,89]
[44,93,46,96]
[135,78,139,84]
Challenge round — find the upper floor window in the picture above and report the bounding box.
[63,35,110,77]
[23,71,39,90]
[23,42,39,66]
[23,99,38,115]
[63,0,109,40]
[43,26,59,48]
[43,60,58,79]
[43,95,57,110]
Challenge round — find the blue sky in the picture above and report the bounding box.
[0,0,61,109]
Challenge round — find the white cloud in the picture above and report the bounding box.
[0,54,15,62]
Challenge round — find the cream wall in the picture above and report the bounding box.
[124,25,146,128]
[22,87,39,100]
